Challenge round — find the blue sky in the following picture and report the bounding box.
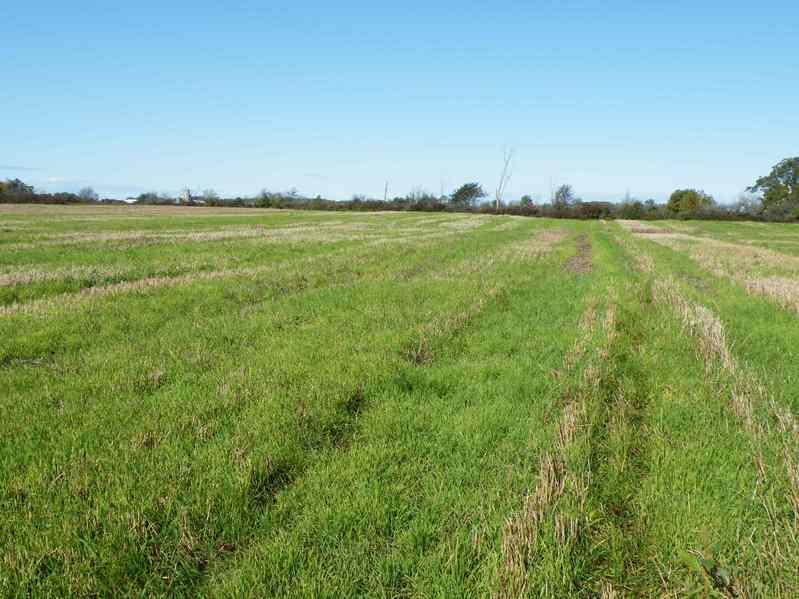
[2,1,797,202]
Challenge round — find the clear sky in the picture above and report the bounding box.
[2,1,797,202]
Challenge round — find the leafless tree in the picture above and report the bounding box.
[553,184,578,207]
[408,186,432,202]
[202,188,219,201]
[78,186,98,202]
[495,148,514,210]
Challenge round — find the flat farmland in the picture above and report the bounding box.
[1,205,798,597]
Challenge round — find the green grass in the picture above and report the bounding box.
[1,206,798,597]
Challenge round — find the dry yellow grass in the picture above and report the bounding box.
[491,219,526,232]
[0,203,275,217]
[495,229,570,261]
[0,265,127,287]
[616,220,673,235]
[1,224,516,318]
[431,228,569,280]
[3,222,388,251]
[0,265,272,317]
[745,277,799,313]
[625,223,799,314]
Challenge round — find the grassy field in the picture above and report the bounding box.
[1,205,798,598]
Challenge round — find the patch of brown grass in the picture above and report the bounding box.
[599,582,619,599]
[745,277,799,313]
[0,262,295,317]
[616,220,670,235]
[654,280,735,372]
[436,217,485,231]
[3,221,389,251]
[566,234,593,275]
[0,265,124,287]
[4,226,491,316]
[497,229,569,261]
[557,305,598,378]
[491,219,524,232]
[611,233,655,274]
[637,232,799,315]
[498,453,574,598]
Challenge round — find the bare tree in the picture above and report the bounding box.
[202,189,219,202]
[495,148,514,210]
[78,186,99,202]
[553,184,578,207]
[408,186,432,202]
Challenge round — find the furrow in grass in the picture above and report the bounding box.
[611,232,654,274]
[494,300,602,598]
[580,288,655,595]
[578,231,775,596]
[494,231,662,597]
[565,233,593,275]
[492,230,666,598]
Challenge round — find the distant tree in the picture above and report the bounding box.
[553,184,578,207]
[520,194,534,207]
[201,189,219,202]
[667,189,714,213]
[78,186,99,202]
[747,157,799,211]
[450,182,486,208]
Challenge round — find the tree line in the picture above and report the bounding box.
[0,180,106,205]
[2,157,798,222]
